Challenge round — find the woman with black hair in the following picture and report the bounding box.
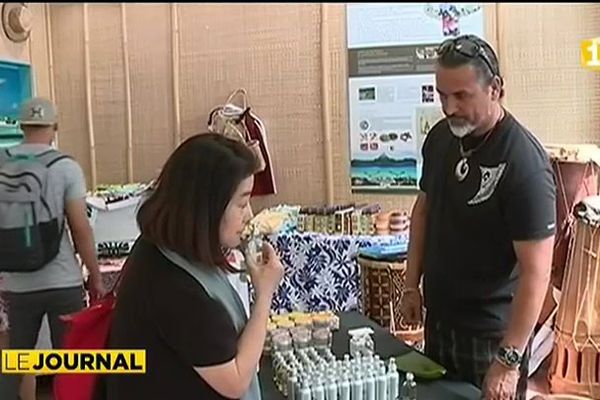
[95,133,284,400]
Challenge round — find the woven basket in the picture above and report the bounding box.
[357,256,424,346]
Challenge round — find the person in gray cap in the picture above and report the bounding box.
[0,97,105,400]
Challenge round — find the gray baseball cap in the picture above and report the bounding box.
[19,97,58,126]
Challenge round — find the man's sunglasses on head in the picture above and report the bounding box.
[436,35,499,77]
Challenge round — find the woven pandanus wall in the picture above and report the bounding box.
[44,3,600,212]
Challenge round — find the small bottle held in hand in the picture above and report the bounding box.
[399,372,417,400]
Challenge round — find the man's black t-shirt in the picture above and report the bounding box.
[94,238,239,400]
[419,110,556,335]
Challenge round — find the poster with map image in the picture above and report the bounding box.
[346,3,485,192]
[349,75,439,191]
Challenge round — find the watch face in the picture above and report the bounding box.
[507,350,519,364]
[500,347,521,365]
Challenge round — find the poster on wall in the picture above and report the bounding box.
[346,3,485,192]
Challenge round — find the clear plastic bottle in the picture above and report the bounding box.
[299,380,312,400]
[351,374,364,400]
[365,372,376,400]
[313,376,325,400]
[326,376,338,400]
[387,359,399,400]
[376,367,388,400]
[288,372,298,400]
[399,372,417,400]
[339,374,351,400]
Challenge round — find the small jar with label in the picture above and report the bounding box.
[272,331,293,353]
[264,322,278,354]
[277,319,295,332]
[294,316,313,330]
[312,327,332,349]
[312,314,332,330]
[292,327,312,350]
[288,311,306,322]
[270,313,290,325]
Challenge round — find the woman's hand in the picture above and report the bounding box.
[246,242,284,300]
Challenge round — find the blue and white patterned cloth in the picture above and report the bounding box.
[268,231,408,313]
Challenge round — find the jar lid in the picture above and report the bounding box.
[277,319,295,329]
[288,312,307,321]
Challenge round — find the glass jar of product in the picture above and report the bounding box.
[272,331,293,353]
[277,319,295,331]
[312,327,332,349]
[264,322,278,353]
[312,314,331,330]
[292,327,312,350]
[294,316,313,330]
[270,314,290,325]
[288,311,306,322]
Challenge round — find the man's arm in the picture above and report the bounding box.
[497,162,557,357]
[405,192,427,290]
[65,198,101,284]
[60,160,104,298]
[406,123,436,291]
[501,235,554,353]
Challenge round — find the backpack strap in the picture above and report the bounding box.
[1,148,72,169]
[15,149,74,239]
[33,149,73,168]
[0,149,10,167]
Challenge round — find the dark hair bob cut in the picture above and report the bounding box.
[136,133,258,271]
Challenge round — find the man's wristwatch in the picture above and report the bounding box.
[495,346,522,369]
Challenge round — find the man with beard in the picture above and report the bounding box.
[400,34,556,400]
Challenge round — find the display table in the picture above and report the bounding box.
[259,311,482,400]
[87,231,409,316]
[269,231,408,313]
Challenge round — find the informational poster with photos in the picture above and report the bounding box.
[346,3,484,192]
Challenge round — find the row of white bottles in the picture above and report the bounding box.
[272,346,416,400]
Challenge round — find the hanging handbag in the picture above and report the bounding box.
[207,88,267,173]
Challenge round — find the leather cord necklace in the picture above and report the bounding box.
[454,111,504,182]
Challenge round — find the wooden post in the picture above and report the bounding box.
[27,6,34,82]
[171,3,181,148]
[45,3,58,149]
[45,3,56,103]
[320,3,334,206]
[121,3,134,183]
[83,3,97,189]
